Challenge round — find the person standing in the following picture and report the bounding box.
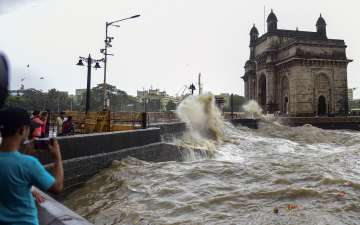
[56,112,65,136]
[29,120,41,141]
[40,111,48,138]
[45,109,51,137]
[0,107,64,225]
[31,111,43,139]
[62,116,74,136]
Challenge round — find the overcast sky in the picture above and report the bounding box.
[0,0,359,97]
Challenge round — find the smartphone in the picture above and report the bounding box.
[34,139,50,150]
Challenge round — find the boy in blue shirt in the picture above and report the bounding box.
[0,107,64,225]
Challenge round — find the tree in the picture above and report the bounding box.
[80,83,140,112]
[5,88,74,112]
[7,88,47,111]
[223,94,246,112]
[45,89,71,112]
[5,95,25,108]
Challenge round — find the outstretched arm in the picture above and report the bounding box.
[48,139,64,194]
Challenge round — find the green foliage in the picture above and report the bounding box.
[81,83,140,112]
[5,88,76,112]
[47,89,73,112]
[222,94,246,112]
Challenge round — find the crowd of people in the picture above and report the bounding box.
[29,110,75,139]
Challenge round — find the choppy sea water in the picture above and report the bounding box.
[64,121,360,225]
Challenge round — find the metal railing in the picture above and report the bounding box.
[62,111,181,134]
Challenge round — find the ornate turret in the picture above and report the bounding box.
[250,24,259,45]
[249,24,259,59]
[316,14,327,38]
[267,9,278,32]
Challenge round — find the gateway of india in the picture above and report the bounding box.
[242,10,352,116]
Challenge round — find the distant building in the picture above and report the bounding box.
[137,88,178,112]
[348,89,357,111]
[75,89,86,95]
[137,90,148,99]
[75,89,86,103]
[349,98,360,115]
[215,93,245,112]
[215,96,226,111]
[348,89,354,102]
[58,91,69,96]
[147,99,161,112]
[242,10,352,116]
[68,94,75,111]
[137,89,166,98]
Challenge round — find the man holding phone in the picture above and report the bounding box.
[0,107,64,225]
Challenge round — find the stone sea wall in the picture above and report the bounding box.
[31,123,187,191]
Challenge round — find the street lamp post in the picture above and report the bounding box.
[101,14,140,110]
[142,98,149,129]
[76,54,103,114]
[189,83,196,95]
[230,93,234,119]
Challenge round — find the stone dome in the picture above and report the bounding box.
[316,14,326,26]
[250,24,259,35]
[267,9,278,23]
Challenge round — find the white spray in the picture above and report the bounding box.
[176,94,224,153]
[242,100,263,119]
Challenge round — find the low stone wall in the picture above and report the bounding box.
[149,122,186,141]
[32,128,161,165]
[230,118,259,129]
[36,188,91,225]
[279,116,360,130]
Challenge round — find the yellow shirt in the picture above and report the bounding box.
[56,117,63,135]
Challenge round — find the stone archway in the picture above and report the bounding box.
[315,73,331,115]
[281,76,289,114]
[258,74,266,110]
[284,96,289,114]
[318,95,327,115]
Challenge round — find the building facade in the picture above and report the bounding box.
[75,89,86,104]
[137,88,179,112]
[348,88,354,102]
[242,10,352,116]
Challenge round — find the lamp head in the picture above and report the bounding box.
[76,59,84,66]
[94,62,101,69]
